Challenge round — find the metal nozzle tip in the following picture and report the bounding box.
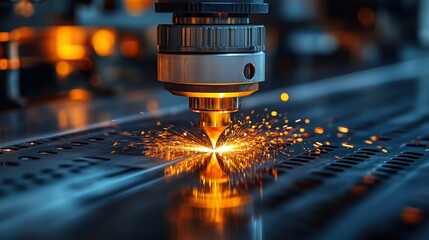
[203,126,227,149]
[191,98,237,148]
[198,111,231,148]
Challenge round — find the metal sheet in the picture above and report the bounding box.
[0,60,429,239]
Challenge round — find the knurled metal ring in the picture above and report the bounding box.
[173,16,250,24]
[158,25,265,53]
[164,83,259,93]
[155,2,268,14]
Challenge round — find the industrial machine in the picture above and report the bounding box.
[156,0,268,147]
[1,1,429,240]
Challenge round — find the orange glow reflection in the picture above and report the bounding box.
[0,59,7,70]
[92,29,116,57]
[146,100,159,112]
[168,154,254,239]
[0,32,10,42]
[12,27,35,46]
[120,34,140,58]
[69,89,91,101]
[357,7,375,27]
[14,0,34,17]
[56,106,88,130]
[57,109,68,130]
[56,27,87,60]
[124,0,154,15]
[195,155,252,209]
[56,60,71,78]
[0,59,19,70]
[401,207,423,224]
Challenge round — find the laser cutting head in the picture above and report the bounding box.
[156,0,268,147]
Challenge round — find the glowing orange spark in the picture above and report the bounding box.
[314,127,324,134]
[129,112,309,177]
[338,126,349,134]
[342,142,355,149]
[280,92,290,102]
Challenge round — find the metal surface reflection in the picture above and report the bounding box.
[417,76,429,112]
[168,154,261,240]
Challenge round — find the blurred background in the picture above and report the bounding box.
[1,0,429,141]
[2,2,429,239]
[1,0,429,108]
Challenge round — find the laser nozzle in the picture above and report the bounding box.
[199,111,231,149]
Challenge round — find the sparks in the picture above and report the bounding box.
[128,112,310,177]
[280,92,290,102]
[342,142,355,149]
[338,126,349,134]
[122,109,367,182]
[314,127,324,134]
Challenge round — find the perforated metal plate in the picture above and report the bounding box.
[0,62,429,239]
